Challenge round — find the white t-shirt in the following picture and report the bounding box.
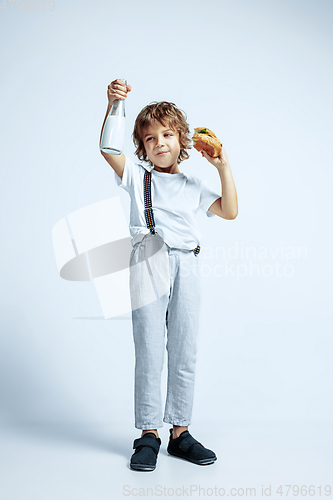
[114,156,221,251]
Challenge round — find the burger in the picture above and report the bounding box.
[192,127,222,158]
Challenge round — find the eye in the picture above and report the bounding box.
[165,133,172,137]
[146,137,152,141]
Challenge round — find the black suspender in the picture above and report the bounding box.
[143,170,201,257]
[143,169,156,235]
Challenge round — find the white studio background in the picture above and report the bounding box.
[0,0,332,498]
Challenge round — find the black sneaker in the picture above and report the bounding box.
[130,433,161,471]
[167,428,217,465]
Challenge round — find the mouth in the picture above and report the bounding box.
[156,151,168,155]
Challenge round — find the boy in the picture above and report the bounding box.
[100,79,238,471]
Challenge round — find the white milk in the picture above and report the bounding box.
[100,114,126,155]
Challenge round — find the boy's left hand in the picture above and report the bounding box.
[200,146,230,169]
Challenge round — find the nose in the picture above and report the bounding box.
[156,135,165,147]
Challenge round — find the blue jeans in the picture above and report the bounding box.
[130,239,201,430]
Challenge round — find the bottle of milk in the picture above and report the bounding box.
[100,79,127,155]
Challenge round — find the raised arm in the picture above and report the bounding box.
[201,146,238,220]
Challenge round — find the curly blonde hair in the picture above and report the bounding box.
[132,101,192,166]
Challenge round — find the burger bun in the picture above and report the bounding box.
[192,127,222,158]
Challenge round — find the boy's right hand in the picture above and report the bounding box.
[107,79,131,106]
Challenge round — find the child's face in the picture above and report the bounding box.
[142,120,181,169]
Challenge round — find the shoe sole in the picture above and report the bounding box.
[167,449,217,465]
[130,463,156,471]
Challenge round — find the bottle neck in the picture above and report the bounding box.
[109,99,126,117]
